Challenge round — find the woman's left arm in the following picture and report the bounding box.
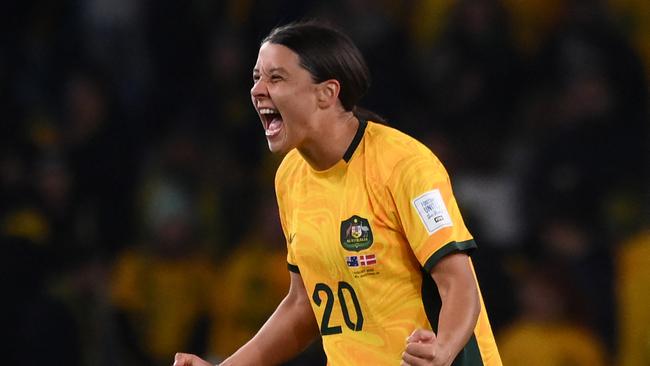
[401,252,480,366]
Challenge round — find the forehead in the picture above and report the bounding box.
[254,42,302,72]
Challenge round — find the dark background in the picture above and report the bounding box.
[1,0,648,365]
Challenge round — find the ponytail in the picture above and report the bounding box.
[353,106,388,125]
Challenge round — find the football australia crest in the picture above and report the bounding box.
[340,215,373,251]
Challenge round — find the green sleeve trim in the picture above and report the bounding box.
[287,263,300,273]
[423,239,477,273]
[454,333,485,365]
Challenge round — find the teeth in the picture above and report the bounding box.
[259,108,278,115]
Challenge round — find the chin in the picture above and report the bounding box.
[267,140,290,155]
[266,133,294,154]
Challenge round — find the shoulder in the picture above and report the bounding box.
[364,122,447,182]
[274,149,303,200]
[275,150,301,183]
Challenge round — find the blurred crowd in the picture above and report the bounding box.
[1,0,648,365]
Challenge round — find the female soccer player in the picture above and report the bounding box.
[174,21,501,366]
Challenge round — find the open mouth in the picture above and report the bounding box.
[259,108,283,137]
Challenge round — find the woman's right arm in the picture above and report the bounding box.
[174,271,319,366]
[220,271,319,365]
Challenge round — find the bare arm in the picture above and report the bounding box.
[402,252,480,366]
[220,271,319,365]
[174,272,319,366]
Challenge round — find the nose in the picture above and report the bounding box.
[250,78,268,101]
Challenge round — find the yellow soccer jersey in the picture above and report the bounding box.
[275,120,501,365]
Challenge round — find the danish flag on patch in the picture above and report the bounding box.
[358,254,376,266]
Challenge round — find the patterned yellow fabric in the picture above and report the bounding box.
[275,121,501,365]
[617,229,650,366]
[499,322,606,366]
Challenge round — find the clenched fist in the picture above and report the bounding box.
[173,353,213,366]
[401,329,452,366]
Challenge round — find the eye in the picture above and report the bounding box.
[270,74,283,82]
[252,74,260,82]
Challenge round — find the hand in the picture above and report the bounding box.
[401,329,451,366]
[173,353,213,366]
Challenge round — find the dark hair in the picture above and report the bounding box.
[263,21,386,123]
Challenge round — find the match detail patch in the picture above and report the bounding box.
[412,189,453,234]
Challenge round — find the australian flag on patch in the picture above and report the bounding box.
[346,255,359,267]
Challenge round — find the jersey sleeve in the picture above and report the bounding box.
[388,153,476,272]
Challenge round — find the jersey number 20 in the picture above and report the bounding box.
[312,281,364,335]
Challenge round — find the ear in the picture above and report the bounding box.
[316,79,341,109]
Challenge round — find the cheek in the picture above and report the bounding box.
[278,100,308,126]
[269,84,317,121]
[284,89,316,113]
[268,88,295,113]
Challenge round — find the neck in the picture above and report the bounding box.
[298,111,359,171]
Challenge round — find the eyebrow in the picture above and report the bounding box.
[253,67,288,74]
